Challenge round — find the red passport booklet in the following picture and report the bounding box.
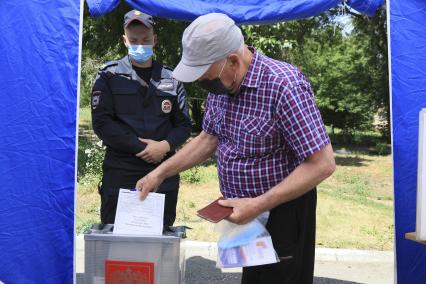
[197,197,233,223]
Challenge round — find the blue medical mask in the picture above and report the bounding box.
[128,45,154,64]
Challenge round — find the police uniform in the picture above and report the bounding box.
[91,55,191,226]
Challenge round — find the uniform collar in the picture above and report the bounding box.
[117,56,169,83]
[241,47,263,89]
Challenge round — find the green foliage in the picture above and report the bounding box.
[78,136,105,179]
[78,218,98,234]
[306,35,375,132]
[80,56,103,107]
[81,3,389,139]
[374,142,390,156]
[81,2,208,130]
[352,5,389,140]
[181,167,201,184]
[241,13,379,133]
[329,129,384,147]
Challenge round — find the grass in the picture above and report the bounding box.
[76,153,393,250]
[79,107,92,128]
[76,107,393,250]
[76,175,101,233]
[316,153,393,250]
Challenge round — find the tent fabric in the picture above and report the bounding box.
[390,0,426,283]
[0,0,80,283]
[86,0,384,23]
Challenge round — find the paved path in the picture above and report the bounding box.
[76,236,394,283]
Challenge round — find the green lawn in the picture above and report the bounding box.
[79,107,92,129]
[77,153,393,250]
[77,106,393,250]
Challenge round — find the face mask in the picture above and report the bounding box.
[128,45,153,64]
[199,59,236,94]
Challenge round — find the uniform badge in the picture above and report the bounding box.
[92,91,102,110]
[161,100,172,114]
[158,82,174,91]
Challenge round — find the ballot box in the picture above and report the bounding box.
[84,224,186,284]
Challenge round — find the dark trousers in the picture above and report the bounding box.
[99,168,179,226]
[241,188,317,284]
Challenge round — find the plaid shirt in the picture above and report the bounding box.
[202,47,330,198]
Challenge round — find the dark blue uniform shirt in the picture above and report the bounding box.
[91,56,191,190]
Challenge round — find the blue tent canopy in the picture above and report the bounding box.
[0,0,79,283]
[390,0,426,282]
[5,0,426,283]
[87,0,384,23]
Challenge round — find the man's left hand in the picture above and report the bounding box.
[136,138,170,164]
[218,198,264,225]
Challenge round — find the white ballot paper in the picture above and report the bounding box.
[417,109,426,240]
[113,189,165,236]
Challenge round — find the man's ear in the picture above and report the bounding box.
[228,53,240,68]
[122,35,128,48]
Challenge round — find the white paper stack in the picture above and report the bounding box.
[416,109,426,240]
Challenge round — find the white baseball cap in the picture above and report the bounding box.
[173,13,244,83]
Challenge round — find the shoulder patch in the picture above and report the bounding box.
[92,90,102,110]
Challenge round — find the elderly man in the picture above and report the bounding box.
[136,13,335,284]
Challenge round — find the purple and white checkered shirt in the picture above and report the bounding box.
[202,47,330,198]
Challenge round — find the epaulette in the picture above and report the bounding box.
[99,61,118,72]
[163,65,173,71]
[161,65,176,80]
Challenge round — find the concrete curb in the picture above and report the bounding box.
[183,240,393,263]
[76,235,393,264]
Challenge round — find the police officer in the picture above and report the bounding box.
[91,10,191,226]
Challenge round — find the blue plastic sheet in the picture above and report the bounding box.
[0,0,389,282]
[0,0,80,283]
[390,0,426,283]
[87,0,383,23]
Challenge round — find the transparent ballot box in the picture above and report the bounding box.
[84,224,186,284]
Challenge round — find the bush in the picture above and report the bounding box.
[181,167,201,184]
[78,136,105,179]
[329,130,384,147]
[79,56,103,107]
[374,142,391,155]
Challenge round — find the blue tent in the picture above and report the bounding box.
[389,1,426,282]
[87,0,383,22]
[1,0,425,283]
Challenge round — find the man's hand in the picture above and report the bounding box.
[135,138,170,164]
[135,172,163,201]
[218,197,265,225]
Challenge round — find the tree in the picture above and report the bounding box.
[349,5,389,139]
[305,35,375,133]
[81,2,209,131]
[241,14,376,133]
[81,4,388,137]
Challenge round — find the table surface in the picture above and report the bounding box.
[405,232,426,245]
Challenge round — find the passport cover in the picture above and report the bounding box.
[197,197,233,223]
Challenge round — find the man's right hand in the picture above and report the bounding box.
[135,172,163,201]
